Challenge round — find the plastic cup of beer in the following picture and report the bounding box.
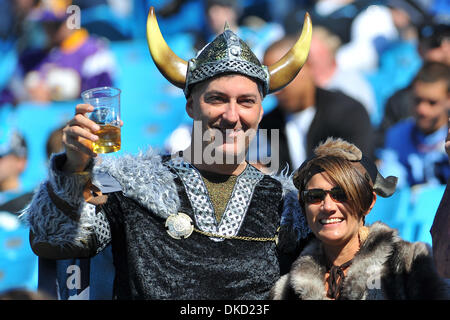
[81,86,121,154]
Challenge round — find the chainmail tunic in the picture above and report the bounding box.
[102,158,292,299]
[198,169,238,222]
[23,151,311,299]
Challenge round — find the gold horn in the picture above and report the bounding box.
[267,13,312,93]
[146,6,188,89]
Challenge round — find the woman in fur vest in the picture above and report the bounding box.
[270,137,449,300]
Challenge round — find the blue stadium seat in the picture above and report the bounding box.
[0,212,38,293]
[109,39,189,153]
[399,184,445,245]
[13,101,75,192]
[366,187,411,229]
[80,4,135,40]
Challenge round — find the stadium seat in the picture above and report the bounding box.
[0,212,38,293]
[399,184,446,245]
[366,187,411,228]
[13,101,75,192]
[109,39,189,153]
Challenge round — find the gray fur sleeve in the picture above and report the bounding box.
[269,274,290,299]
[20,153,111,255]
[273,170,311,241]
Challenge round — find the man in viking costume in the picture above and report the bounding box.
[21,7,313,299]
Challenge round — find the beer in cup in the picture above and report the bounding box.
[81,86,121,153]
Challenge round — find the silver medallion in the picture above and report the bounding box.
[165,212,194,239]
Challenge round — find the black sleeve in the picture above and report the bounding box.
[329,98,375,160]
[374,87,413,150]
[431,179,450,279]
[310,89,375,160]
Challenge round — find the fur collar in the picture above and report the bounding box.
[271,167,311,242]
[92,149,180,219]
[92,148,308,226]
[273,222,399,299]
[91,148,311,243]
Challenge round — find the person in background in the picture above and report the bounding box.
[0,124,37,295]
[375,22,450,150]
[271,137,448,300]
[197,0,284,60]
[310,0,399,73]
[0,0,41,50]
[0,126,32,215]
[255,36,374,174]
[421,22,450,67]
[0,0,116,105]
[378,61,450,188]
[307,25,376,117]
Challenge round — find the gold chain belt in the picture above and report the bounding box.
[165,212,279,243]
[194,228,279,243]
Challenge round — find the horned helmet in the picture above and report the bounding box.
[146,6,312,97]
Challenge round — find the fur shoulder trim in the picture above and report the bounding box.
[284,222,398,300]
[363,221,400,247]
[275,221,448,300]
[20,152,101,251]
[93,148,180,219]
[271,166,296,197]
[269,274,290,299]
[271,168,312,243]
[340,222,397,299]
[288,238,328,299]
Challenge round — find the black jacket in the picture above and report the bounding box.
[259,87,374,173]
[271,222,449,300]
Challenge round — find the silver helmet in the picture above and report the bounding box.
[146,6,312,97]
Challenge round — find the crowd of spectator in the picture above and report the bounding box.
[0,0,449,299]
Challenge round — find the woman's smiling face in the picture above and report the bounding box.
[304,171,364,248]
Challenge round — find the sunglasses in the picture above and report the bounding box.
[302,188,347,204]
